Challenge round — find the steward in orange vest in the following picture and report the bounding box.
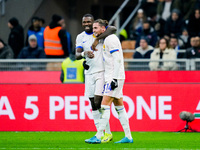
[44,14,72,58]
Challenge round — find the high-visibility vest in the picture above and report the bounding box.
[44,26,64,56]
[62,58,85,83]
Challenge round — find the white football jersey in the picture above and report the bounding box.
[103,34,125,81]
[76,31,104,74]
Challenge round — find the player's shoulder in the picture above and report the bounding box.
[76,31,85,38]
[105,34,118,40]
[104,34,118,43]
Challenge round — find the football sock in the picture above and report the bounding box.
[96,105,110,139]
[92,110,100,131]
[115,105,132,139]
[105,121,112,134]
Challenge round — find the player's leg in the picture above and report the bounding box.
[94,72,112,136]
[113,98,133,143]
[94,95,113,140]
[112,79,133,143]
[84,74,102,143]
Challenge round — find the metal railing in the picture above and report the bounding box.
[0,58,200,71]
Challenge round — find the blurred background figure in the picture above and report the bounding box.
[18,34,46,59]
[44,14,72,58]
[0,38,14,59]
[187,8,200,38]
[135,21,158,48]
[149,38,177,70]
[164,9,185,40]
[60,50,84,83]
[184,36,200,59]
[39,18,46,28]
[129,9,147,40]
[26,16,45,48]
[7,17,24,58]
[133,37,154,59]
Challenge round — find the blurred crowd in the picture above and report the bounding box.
[126,0,200,70]
[1,0,200,71]
[0,14,72,59]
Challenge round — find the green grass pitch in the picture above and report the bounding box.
[0,131,200,150]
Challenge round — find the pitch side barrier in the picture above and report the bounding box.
[0,59,200,131]
[0,58,199,71]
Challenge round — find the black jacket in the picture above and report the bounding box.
[8,25,24,58]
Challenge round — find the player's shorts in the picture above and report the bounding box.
[85,71,104,98]
[103,79,124,99]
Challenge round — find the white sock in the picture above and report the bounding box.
[96,105,110,139]
[92,110,100,131]
[115,106,132,139]
[105,121,111,134]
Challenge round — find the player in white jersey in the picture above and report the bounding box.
[86,19,133,144]
[75,14,116,143]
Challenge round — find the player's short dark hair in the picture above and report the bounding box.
[83,14,94,20]
[94,19,108,27]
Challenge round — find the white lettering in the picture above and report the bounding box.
[79,96,92,119]
[137,96,156,120]
[0,96,15,119]
[49,96,64,119]
[196,100,200,110]
[159,96,172,120]
[65,96,78,119]
[24,96,39,120]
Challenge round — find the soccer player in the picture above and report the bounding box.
[86,19,133,144]
[75,14,116,143]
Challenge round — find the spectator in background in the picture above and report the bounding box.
[60,50,84,83]
[179,28,190,49]
[184,36,200,58]
[18,34,46,59]
[164,9,185,40]
[187,8,200,38]
[135,21,158,48]
[44,14,72,58]
[129,9,147,40]
[149,38,178,70]
[174,0,197,21]
[148,12,166,38]
[0,38,14,59]
[26,16,45,48]
[141,0,158,18]
[157,0,178,21]
[39,18,45,28]
[133,37,154,59]
[7,17,24,58]
[169,36,184,58]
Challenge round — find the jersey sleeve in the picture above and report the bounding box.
[105,35,120,54]
[75,34,83,49]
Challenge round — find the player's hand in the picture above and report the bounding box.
[110,79,118,90]
[91,39,99,51]
[83,61,90,70]
[86,51,94,58]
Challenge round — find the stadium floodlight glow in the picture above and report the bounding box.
[178,111,197,132]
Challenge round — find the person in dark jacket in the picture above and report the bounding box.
[134,37,154,59]
[164,9,185,39]
[44,14,72,58]
[187,8,200,37]
[25,16,45,48]
[0,38,14,59]
[7,17,24,58]
[184,36,200,58]
[18,34,46,59]
[135,21,158,48]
